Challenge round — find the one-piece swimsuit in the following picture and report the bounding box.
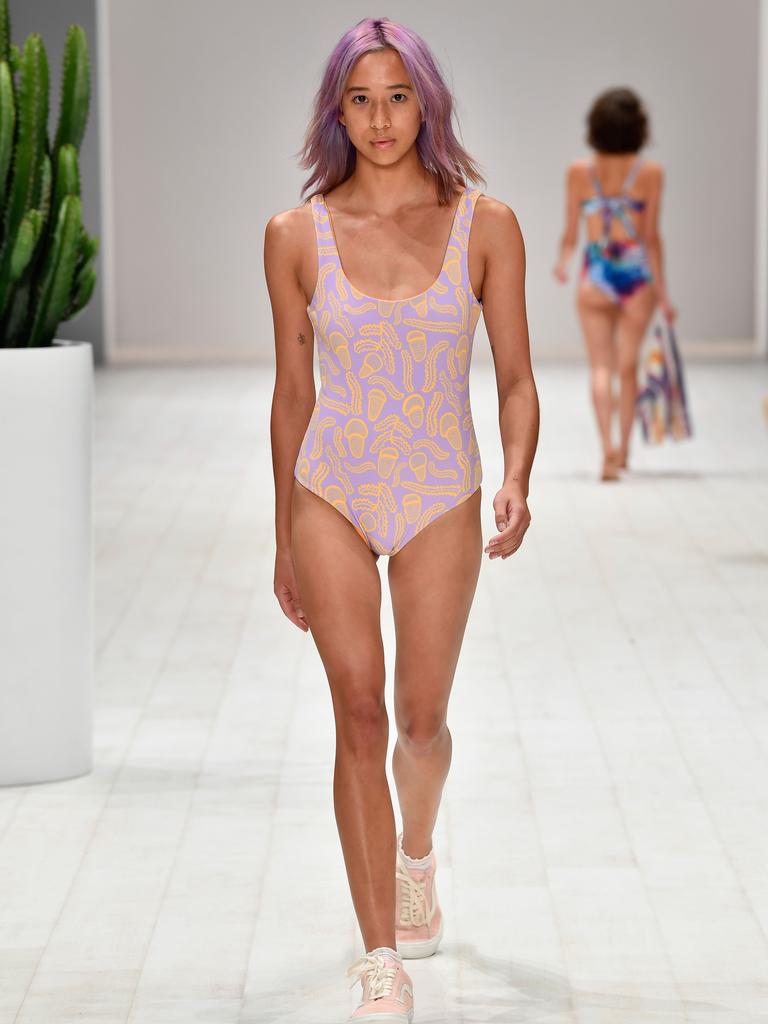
[294,185,484,557]
[580,154,652,303]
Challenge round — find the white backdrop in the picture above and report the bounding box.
[102,0,760,363]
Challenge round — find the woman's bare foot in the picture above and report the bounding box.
[600,449,621,482]
[616,447,629,470]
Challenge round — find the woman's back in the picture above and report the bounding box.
[580,153,649,245]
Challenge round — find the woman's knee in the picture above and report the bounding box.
[617,326,646,377]
[617,352,639,379]
[396,710,449,755]
[333,685,389,758]
[590,364,612,387]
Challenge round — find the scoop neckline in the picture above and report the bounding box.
[313,186,473,307]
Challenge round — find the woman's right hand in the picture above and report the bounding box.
[552,261,568,284]
[659,296,678,323]
[274,548,309,632]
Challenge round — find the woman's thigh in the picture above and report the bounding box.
[291,479,386,724]
[576,280,619,368]
[386,487,483,729]
[616,282,657,371]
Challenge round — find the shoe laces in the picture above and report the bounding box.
[346,951,398,999]
[396,867,432,927]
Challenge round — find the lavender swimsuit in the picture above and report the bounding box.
[294,185,484,557]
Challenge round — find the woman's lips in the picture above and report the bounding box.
[372,139,395,148]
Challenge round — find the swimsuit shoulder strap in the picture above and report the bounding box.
[621,154,644,196]
[590,155,643,200]
[310,193,342,270]
[589,161,605,199]
[587,162,612,242]
[452,186,482,287]
[617,156,644,239]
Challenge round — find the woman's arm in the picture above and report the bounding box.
[479,200,539,559]
[553,161,582,283]
[264,207,316,629]
[642,162,676,321]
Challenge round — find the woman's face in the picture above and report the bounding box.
[338,48,423,164]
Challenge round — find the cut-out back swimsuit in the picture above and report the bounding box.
[294,185,484,557]
[580,155,652,303]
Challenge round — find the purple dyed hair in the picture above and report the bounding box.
[294,17,486,205]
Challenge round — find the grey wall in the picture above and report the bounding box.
[10,0,104,364]
[105,0,760,363]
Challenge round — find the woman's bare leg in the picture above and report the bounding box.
[576,280,620,466]
[291,480,395,952]
[387,487,483,859]
[616,283,658,467]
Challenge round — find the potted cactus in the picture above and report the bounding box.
[0,0,98,786]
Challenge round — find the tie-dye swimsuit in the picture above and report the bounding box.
[294,186,484,558]
[580,155,652,302]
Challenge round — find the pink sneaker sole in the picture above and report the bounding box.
[351,1014,414,1023]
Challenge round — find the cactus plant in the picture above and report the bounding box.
[0,0,98,347]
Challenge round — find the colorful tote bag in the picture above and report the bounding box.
[634,315,693,444]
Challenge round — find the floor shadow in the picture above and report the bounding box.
[539,469,768,482]
[537,469,704,482]
[716,549,768,566]
[238,944,768,1023]
[441,943,768,1023]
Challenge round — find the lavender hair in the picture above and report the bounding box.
[294,17,486,205]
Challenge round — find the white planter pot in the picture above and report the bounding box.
[0,340,93,786]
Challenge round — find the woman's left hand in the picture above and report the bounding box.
[485,484,532,559]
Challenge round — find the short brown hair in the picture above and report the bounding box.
[586,87,649,153]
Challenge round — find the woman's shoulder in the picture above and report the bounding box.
[565,158,593,180]
[470,192,525,254]
[561,160,595,197]
[637,157,663,180]
[472,190,520,224]
[631,157,664,199]
[263,197,316,253]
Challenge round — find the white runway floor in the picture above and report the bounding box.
[2,359,768,1024]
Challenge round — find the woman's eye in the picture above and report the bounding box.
[350,94,407,104]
